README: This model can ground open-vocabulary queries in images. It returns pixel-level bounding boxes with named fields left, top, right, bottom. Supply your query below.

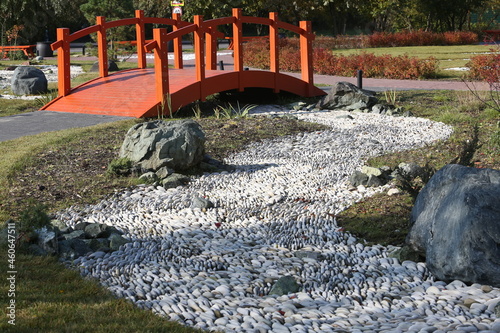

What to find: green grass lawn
left=332, top=44, right=494, bottom=80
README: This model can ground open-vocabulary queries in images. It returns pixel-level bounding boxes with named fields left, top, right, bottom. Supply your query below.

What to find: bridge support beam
left=232, top=8, right=244, bottom=92
left=96, top=16, right=108, bottom=78
left=300, top=21, right=314, bottom=97
left=173, top=13, right=183, bottom=69
left=135, top=10, right=146, bottom=69
left=145, top=29, right=171, bottom=115
left=55, top=28, right=71, bottom=97
left=194, top=15, right=206, bottom=101
left=269, top=12, right=279, bottom=93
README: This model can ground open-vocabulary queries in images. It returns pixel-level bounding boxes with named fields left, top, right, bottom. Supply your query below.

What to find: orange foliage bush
left=243, top=38, right=439, bottom=80
left=367, top=30, right=478, bottom=47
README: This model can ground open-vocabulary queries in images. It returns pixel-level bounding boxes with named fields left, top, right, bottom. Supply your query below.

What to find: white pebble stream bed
left=56, top=109, right=500, bottom=332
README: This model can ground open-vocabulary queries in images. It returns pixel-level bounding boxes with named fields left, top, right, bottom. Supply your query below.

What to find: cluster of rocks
left=28, top=220, right=129, bottom=260
left=290, top=82, right=412, bottom=117
left=118, top=119, right=228, bottom=188
left=349, top=162, right=423, bottom=188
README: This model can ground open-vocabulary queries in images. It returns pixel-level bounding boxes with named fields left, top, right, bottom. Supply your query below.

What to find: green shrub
left=15, top=202, right=51, bottom=246
left=107, top=157, right=133, bottom=176
left=7, top=50, right=27, bottom=60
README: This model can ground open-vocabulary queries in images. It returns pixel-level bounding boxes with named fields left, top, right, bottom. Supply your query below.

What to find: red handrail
left=51, top=8, right=317, bottom=107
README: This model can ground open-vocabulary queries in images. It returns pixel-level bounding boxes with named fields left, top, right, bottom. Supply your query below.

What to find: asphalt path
left=0, top=111, right=132, bottom=142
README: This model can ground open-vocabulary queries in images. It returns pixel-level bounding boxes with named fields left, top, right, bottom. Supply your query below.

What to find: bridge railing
left=145, top=8, right=316, bottom=106
left=51, top=10, right=190, bottom=97
left=51, top=8, right=316, bottom=104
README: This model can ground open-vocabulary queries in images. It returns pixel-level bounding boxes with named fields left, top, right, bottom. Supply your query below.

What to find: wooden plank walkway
left=43, top=68, right=227, bottom=118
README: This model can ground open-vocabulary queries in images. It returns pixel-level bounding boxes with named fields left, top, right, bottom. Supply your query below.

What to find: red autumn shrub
left=443, top=31, right=478, bottom=45
left=465, top=47, right=500, bottom=114
left=244, top=39, right=439, bottom=79
left=367, top=30, right=477, bottom=47
left=243, top=37, right=271, bottom=69
left=467, top=50, right=500, bottom=83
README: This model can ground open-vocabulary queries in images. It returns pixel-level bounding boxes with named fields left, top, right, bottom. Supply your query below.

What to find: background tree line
left=1, top=0, right=498, bottom=45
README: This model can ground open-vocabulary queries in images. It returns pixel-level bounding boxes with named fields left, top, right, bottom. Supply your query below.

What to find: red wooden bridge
left=41, top=9, right=326, bottom=118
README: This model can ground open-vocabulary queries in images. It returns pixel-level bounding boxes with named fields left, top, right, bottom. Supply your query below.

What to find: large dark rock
left=36, top=226, right=58, bottom=255
left=269, top=276, right=300, bottom=296
left=10, top=66, right=48, bottom=95
left=406, top=164, right=500, bottom=286
left=119, top=119, right=206, bottom=171
left=89, top=60, right=119, bottom=72
left=59, top=239, right=92, bottom=260
left=316, top=81, right=377, bottom=111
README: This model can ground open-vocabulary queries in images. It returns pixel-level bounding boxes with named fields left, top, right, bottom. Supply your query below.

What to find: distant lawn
left=332, top=44, right=494, bottom=80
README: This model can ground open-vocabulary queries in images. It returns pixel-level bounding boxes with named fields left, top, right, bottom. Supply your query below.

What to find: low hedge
left=244, top=38, right=439, bottom=80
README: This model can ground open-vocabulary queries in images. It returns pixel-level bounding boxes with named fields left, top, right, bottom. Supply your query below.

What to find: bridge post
left=232, top=8, right=244, bottom=92
left=269, top=12, right=279, bottom=93
left=299, top=21, right=314, bottom=97
left=55, top=28, right=71, bottom=96
left=194, top=15, right=206, bottom=101
left=135, top=10, right=146, bottom=69
left=151, top=29, right=170, bottom=112
left=96, top=16, right=108, bottom=78
left=206, top=27, right=218, bottom=70
left=173, top=13, right=183, bottom=69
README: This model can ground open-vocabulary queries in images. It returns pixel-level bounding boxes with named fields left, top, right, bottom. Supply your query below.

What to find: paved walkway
left=0, top=111, right=132, bottom=142
left=0, top=51, right=489, bottom=142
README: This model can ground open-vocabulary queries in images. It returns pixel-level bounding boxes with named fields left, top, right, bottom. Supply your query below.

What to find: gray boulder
left=162, top=173, right=190, bottom=189
left=36, top=226, right=58, bottom=255
left=269, top=276, right=300, bottom=296
left=406, top=164, right=500, bottom=286
left=109, top=233, right=128, bottom=251
left=89, top=60, right=119, bottom=72
left=119, top=119, right=206, bottom=171
left=190, top=196, right=214, bottom=210
left=139, top=171, right=159, bottom=183
left=87, top=239, right=110, bottom=252
left=349, top=165, right=392, bottom=187
left=84, top=223, right=114, bottom=238
left=63, top=230, right=86, bottom=240
left=155, top=166, right=174, bottom=180
left=59, top=239, right=92, bottom=260
left=316, top=81, right=377, bottom=111
left=10, top=66, right=48, bottom=95
left=396, top=162, right=423, bottom=179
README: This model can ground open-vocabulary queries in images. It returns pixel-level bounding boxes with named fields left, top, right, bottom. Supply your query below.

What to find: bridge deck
left=42, top=67, right=325, bottom=118
left=43, top=68, right=226, bottom=118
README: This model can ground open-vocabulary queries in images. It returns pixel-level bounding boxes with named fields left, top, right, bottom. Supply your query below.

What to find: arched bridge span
left=41, top=9, right=326, bottom=118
